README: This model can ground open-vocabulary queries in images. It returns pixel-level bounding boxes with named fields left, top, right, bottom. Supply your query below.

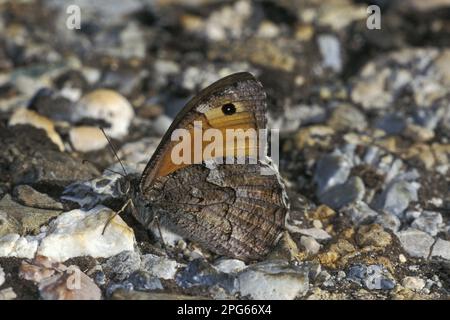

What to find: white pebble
left=0, top=234, right=38, bottom=259
left=71, top=89, right=134, bottom=139
left=402, top=276, right=425, bottom=291
left=37, top=206, right=135, bottom=262
left=69, top=126, right=108, bottom=152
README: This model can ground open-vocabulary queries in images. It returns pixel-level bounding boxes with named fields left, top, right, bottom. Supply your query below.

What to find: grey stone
left=314, top=154, right=352, bottom=194
left=128, top=270, right=164, bottom=291
left=213, top=259, right=247, bottom=274
left=319, top=176, right=365, bottom=210
left=103, top=251, right=141, bottom=281
left=317, top=35, right=342, bottom=73
left=342, top=201, right=378, bottom=225
left=295, top=228, right=331, bottom=241
left=396, top=229, right=434, bottom=258
left=237, top=260, right=309, bottom=300
left=0, top=266, right=4, bottom=287
left=374, top=181, right=420, bottom=217
left=375, top=213, right=401, bottom=232
left=431, top=238, right=450, bottom=260
left=300, top=236, right=321, bottom=254
left=412, top=211, right=443, bottom=236
left=140, top=254, right=182, bottom=280
left=176, top=259, right=237, bottom=293
left=347, top=264, right=395, bottom=290
left=13, top=185, right=63, bottom=210
left=0, top=194, right=61, bottom=236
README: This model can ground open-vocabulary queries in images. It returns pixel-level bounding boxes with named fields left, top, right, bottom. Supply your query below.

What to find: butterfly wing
left=135, top=72, right=288, bottom=261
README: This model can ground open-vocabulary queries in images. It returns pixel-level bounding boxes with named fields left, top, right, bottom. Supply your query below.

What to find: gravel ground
left=0, top=0, right=450, bottom=300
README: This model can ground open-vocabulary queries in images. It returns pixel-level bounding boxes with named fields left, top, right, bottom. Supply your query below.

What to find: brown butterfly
left=115, top=72, right=288, bottom=262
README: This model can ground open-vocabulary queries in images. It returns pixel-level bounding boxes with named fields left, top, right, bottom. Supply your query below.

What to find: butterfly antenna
left=100, top=128, right=128, bottom=176
left=81, top=159, right=126, bottom=177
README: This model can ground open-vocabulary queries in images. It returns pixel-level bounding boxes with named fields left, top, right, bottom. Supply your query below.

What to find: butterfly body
left=130, top=72, right=289, bottom=261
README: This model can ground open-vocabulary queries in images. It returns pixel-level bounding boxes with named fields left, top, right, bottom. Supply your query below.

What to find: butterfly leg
left=102, top=198, right=132, bottom=235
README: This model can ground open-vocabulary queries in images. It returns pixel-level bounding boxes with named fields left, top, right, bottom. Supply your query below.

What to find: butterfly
left=116, top=72, right=288, bottom=262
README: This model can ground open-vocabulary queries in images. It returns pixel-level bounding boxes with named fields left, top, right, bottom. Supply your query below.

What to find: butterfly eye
left=221, top=103, right=236, bottom=115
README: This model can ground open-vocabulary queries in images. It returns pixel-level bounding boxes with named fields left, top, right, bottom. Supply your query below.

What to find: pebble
left=0, top=287, right=17, bottom=300
left=341, top=201, right=378, bottom=225
left=69, top=126, right=108, bottom=152
left=314, top=153, right=352, bottom=194
left=399, top=254, right=407, bottom=263
left=375, top=213, right=401, bottom=232
left=0, top=194, right=61, bottom=236
left=103, top=251, right=141, bottom=281
left=0, top=234, right=39, bottom=259
left=356, top=224, right=392, bottom=249
left=37, top=206, right=135, bottom=262
left=127, top=270, right=164, bottom=291
left=374, top=180, right=420, bottom=217
left=402, top=276, right=426, bottom=291
left=396, top=229, right=435, bottom=258
left=431, top=238, right=450, bottom=260
left=13, top=185, right=63, bottom=210
left=71, top=89, right=134, bottom=139
left=237, top=261, right=309, bottom=300
left=294, top=228, right=331, bottom=241
left=140, top=254, right=182, bottom=280
left=8, top=108, right=64, bottom=151
left=0, top=266, right=4, bottom=287
left=347, top=264, right=395, bottom=290
left=213, top=259, right=247, bottom=274
left=39, top=268, right=102, bottom=300
left=176, top=259, right=236, bottom=293
left=327, top=104, right=367, bottom=132
left=319, top=176, right=365, bottom=210
left=300, top=236, right=321, bottom=254
left=411, top=211, right=443, bottom=237
left=317, top=34, right=342, bottom=73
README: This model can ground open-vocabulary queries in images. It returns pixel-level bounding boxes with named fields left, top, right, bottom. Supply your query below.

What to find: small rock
left=39, top=268, right=101, bottom=300
left=0, top=234, right=39, bottom=258
left=103, top=251, right=141, bottom=281
left=71, top=89, right=134, bottom=139
left=13, top=185, right=63, bottom=210
left=356, top=224, right=392, bottom=249
left=328, top=104, right=367, bottom=132
left=314, top=153, right=352, bottom=194
left=411, top=211, right=443, bottom=237
left=342, top=201, right=378, bottom=225
left=319, top=176, right=365, bottom=210
left=402, top=276, right=426, bottom=291
left=127, top=270, right=164, bottom=291
left=399, top=254, right=407, bottom=263
left=69, top=126, right=108, bottom=152
left=431, top=238, right=450, bottom=260
left=300, top=236, right=321, bottom=254
left=237, top=260, right=309, bottom=300
left=8, top=108, right=64, bottom=151
left=28, top=88, right=73, bottom=121
left=0, top=266, right=4, bottom=287
left=213, top=259, right=247, bottom=274
left=176, top=259, right=236, bottom=293
left=38, top=206, right=135, bottom=262
left=20, top=256, right=101, bottom=300
left=347, top=264, right=395, bottom=290
left=294, top=228, right=331, bottom=241
left=374, top=180, right=420, bottom=217
left=0, top=194, right=61, bottom=236
left=140, top=254, right=182, bottom=280
left=317, top=34, right=342, bottom=73
left=266, top=231, right=299, bottom=261
left=0, top=287, right=16, bottom=300
left=375, top=213, right=401, bottom=232
left=396, top=229, right=434, bottom=258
